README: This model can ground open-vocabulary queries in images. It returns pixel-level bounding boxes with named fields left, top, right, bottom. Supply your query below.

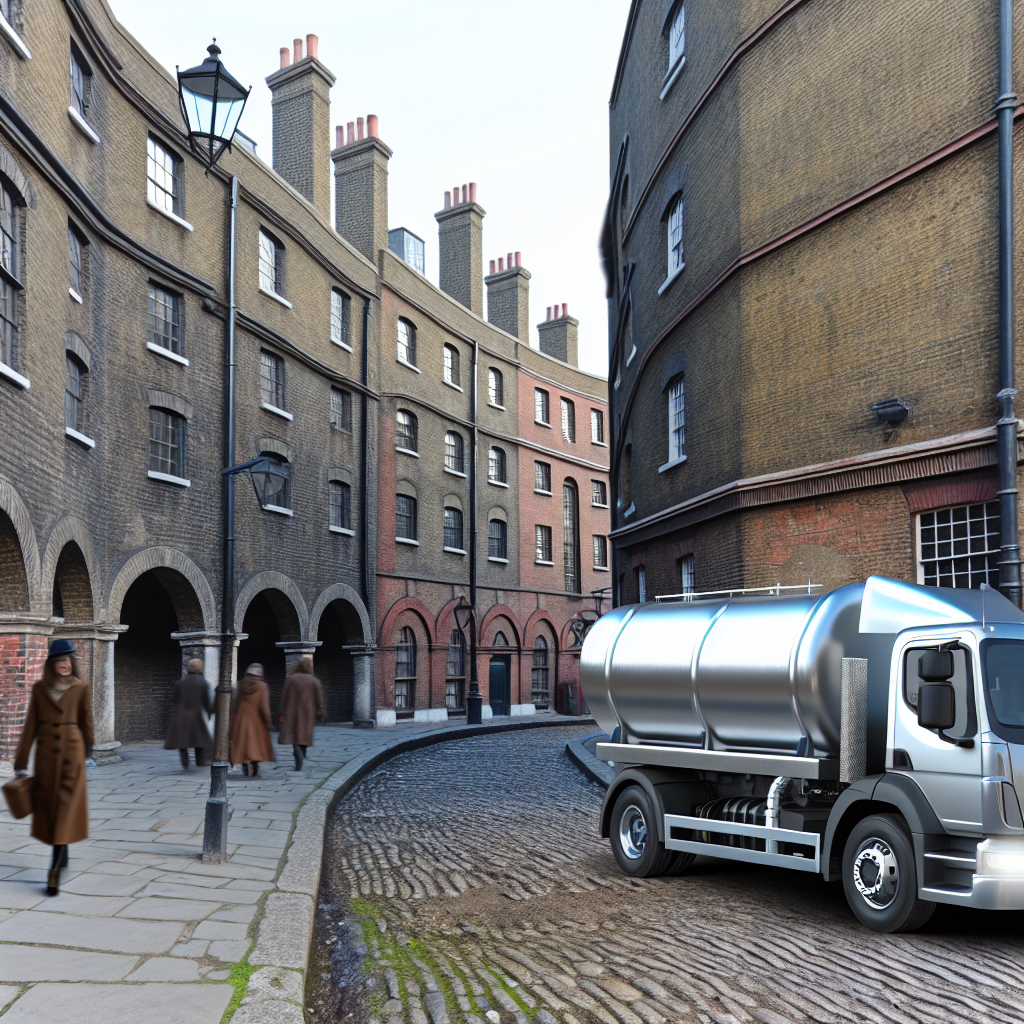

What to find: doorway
left=488, top=655, right=510, bottom=716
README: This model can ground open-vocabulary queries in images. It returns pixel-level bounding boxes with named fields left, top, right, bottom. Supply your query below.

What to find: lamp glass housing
left=177, top=42, right=250, bottom=168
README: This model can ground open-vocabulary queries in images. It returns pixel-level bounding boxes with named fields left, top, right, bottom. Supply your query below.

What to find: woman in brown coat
left=278, top=656, right=326, bottom=770
left=231, top=663, right=275, bottom=777
left=13, top=639, right=94, bottom=896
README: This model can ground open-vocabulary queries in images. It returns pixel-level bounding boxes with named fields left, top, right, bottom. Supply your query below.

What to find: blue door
left=489, top=656, right=510, bottom=716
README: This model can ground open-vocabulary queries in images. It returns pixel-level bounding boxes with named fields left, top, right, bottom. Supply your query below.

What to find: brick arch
left=524, top=608, right=560, bottom=652
left=309, top=582, right=371, bottom=644
left=0, top=141, right=37, bottom=208
left=380, top=596, right=435, bottom=649
left=42, top=515, right=98, bottom=619
left=479, top=604, right=522, bottom=648
left=235, top=571, right=307, bottom=641
left=108, top=547, right=216, bottom=631
left=0, top=474, right=42, bottom=611
left=435, top=596, right=466, bottom=641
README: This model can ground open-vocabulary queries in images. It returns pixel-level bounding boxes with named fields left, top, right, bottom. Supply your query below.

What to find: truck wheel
left=841, top=814, right=935, bottom=933
left=610, top=785, right=675, bottom=877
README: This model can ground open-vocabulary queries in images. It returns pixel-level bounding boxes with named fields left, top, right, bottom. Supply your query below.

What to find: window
left=67, top=223, right=83, bottom=297
left=396, top=494, right=417, bottom=541
left=638, top=567, right=647, bottom=603
left=148, top=408, right=185, bottom=478
left=668, top=195, right=685, bottom=276
left=330, top=289, right=351, bottom=349
left=494, top=632, right=509, bottom=647
left=535, top=387, right=550, bottom=424
left=69, top=44, right=90, bottom=119
left=446, top=628, right=466, bottom=710
left=396, top=410, right=418, bottom=452
left=561, top=397, right=576, bottom=443
left=918, top=502, right=1000, bottom=589
left=259, top=230, right=284, bottom=295
left=488, top=446, right=506, bottom=484
left=488, top=368, right=504, bottom=406
left=488, top=519, right=508, bottom=560
left=536, top=525, right=552, bottom=563
left=260, top=350, right=285, bottom=410
left=592, top=480, right=608, bottom=507
left=444, top=507, right=464, bottom=550
left=591, top=408, right=605, bottom=443
left=531, top=636, right=550, bottom=707
left=444, top=431, right=464, bottom=473
left=593, top=535, right=608, bottom=569
left=330, top=388, right=352, bottom=431
left=329, top=480, right=351, bottom=531
left=668, top=377, right=686, bottom=461
left=395, top=627, right=416, bottom=710
left=443, top=343, right=460, bottom=387
left=147, top=284, right=183, bottom=357
left=146, top=137, right=182, bottom=216
left=0, top=183, right=19, bottom=371
left=535, top=461, right=551, bottom=494
left=669, top=3, right=685, bottom=71
left=563, top=481, right=580, bottom=592
left=65, top=355, right=84, bottom=433
left=257, top=453, right=291, bottom=510
left=397, top=318, right=416, bottom=365
left=680, top=554, right=695, bottom=595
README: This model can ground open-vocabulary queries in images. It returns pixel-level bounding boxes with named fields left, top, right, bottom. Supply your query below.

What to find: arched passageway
left=237, top=589, right=301, bottom=723
left=51, top=542, right=93, bottom=622
left=0, top=509, right=29, bottom=612
left=316, top=599, right=364, bottom=722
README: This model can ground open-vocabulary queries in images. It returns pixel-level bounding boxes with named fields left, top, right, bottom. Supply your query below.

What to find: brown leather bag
left=2, top=775, right=33, bottom=819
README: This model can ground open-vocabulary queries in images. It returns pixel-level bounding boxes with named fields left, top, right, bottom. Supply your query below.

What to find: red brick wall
left=0, top=633, right=47, bottom=760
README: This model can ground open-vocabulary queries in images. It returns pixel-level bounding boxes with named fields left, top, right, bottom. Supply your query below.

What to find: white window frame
left=680, top=554, right=695, bottom=595
left=660, top=376, right=687, bottom=472
left=917, top=502, right=1001, bottom=589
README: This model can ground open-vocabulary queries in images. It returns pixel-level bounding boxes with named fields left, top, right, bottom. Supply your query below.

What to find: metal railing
left=655, top=581, right=822, bottom=603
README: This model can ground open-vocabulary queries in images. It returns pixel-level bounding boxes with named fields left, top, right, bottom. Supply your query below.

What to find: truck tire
left=610, top=785, right=676, bottom=877
left=841, top=813, right=935, bottom=933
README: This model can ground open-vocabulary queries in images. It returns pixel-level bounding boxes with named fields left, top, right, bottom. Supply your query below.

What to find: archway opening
left=52, top=541, right=93, bottom=622
left=316, top=599, right=364, bottom=722
left=237, top=589, right=301, bottom=723
left=0, top=509, right=29, bottom=612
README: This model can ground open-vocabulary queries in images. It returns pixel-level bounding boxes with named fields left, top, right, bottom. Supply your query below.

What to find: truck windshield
left=982, top=639, right=1024, bottom=744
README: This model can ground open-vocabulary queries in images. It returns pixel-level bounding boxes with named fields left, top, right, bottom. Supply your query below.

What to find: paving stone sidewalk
left=0, top=713, right=584, bottom=1024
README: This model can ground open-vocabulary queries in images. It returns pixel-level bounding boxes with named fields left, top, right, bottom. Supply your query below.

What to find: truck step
left=924, top=849, right=978, bottom=870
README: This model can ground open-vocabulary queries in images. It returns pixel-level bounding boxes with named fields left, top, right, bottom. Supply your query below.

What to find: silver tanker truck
left=580, top=575, right=1024, bottom=932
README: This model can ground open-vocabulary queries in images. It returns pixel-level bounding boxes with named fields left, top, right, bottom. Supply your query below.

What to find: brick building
left=0, top=0, right=608, bottom=757
left=603, top=0, right=1024, bottom=604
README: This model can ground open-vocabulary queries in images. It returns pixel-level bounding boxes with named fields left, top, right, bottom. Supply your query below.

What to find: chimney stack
left=332, top=113, right=392, bottom=260
left=435, top=183, right=485, bottom=315
left=265, top=35, right=336, bottom=219
left=485, top=250, right=531, bottom=342
left=536, top=302, right=579, bottom=366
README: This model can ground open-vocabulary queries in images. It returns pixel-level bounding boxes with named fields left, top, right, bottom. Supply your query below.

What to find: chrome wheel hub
left=618, top=804, right=648, bottom=860
left=852, top=838, right=899, bottom=910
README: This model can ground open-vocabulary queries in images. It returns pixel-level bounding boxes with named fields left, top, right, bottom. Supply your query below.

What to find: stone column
left=90, top=625, right=128, bottom=750
left=275, top=641, right=322, bottom=676
left=350, top=648, right=375, bottom=728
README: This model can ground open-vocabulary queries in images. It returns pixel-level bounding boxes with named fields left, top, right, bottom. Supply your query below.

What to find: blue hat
left=47, top=639, right=76, bottom=660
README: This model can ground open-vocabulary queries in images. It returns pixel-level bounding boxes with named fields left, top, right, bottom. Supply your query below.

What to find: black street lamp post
left=454, top=599, right=482, bottom=725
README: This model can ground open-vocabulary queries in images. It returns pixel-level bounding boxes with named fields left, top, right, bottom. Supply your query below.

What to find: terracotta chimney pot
left=357, top=117, right=364, bottom=140
left=305, top=34, right=318, bottom=59
left=347, top=121, right=355, bottom=145
left=515, top=251, right=521, bottom=267
left=562, top=303, right=568, bottom=317
left=469, top=182, right=477, bottom=203
left=498, top=257, right=504, bottom=271
left=279, top=47, right=291, bottom=69
left=335, top=125, right=344, bottom=149
left=489, top=260, right=496, bottom=274
left=293, top=38, right=303, bottom=62
left=444, top=191, right=451, bottom=209
left=367, top=114, right=379, bottom=138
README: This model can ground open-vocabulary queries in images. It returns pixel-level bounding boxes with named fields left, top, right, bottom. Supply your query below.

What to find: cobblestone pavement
left=310, top=726, right=1024, bottom=1024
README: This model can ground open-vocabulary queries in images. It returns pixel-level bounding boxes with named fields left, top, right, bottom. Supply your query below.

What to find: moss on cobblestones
left=220, top=955, right=257, bottom=1024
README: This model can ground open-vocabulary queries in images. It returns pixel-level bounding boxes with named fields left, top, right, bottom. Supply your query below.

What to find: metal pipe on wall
left=360, top=298, right=371, bottom=610
left=469, top=341, right=479, bottom=693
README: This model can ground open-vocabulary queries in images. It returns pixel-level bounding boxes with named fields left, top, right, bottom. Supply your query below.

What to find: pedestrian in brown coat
left=13, top=639, right=94, bottom=896
left=231, top=663, right=275, bottom=777
left=163, top=658, right=214, bottom=769
left=278, top=656, right=326, bottom=770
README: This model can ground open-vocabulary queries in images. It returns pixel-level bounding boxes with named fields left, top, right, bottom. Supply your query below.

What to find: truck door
left=893, top=640, right=982, bottom=834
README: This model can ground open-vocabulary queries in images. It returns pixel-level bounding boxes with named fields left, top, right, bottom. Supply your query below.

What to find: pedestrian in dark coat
left=231, top=663, right=275, bottom=777
left=278, top=656, right=326, bottom=770
left=163, top=658, right=214, bottom=769
left=13, top=639, right=94, bottom=897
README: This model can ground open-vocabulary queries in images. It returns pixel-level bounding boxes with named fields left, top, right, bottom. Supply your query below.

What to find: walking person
left=12, top=639, right=94, bottom=896
left=278, top=656, right=325, bottom=770
left=163, top=658, right=214, bottom=770
left=230, top=663, right=275, bottom=777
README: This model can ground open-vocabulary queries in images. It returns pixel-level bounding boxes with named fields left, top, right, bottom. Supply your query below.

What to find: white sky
left=108, top=0, right=630, bottom=377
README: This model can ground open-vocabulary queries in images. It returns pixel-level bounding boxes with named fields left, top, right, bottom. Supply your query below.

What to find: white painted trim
left=488, top=479, right=509, bottom=488
left=148, top=470, right=191, bottom=487
left=396, top=537, right=420, bottom=546
left=535, top=489, right=552, bottom=496
left=658, top=263, right=686, bottom=296
left=65, top=427, right=95, bottom=448
left=259, top=285, right=293, bottom=309
left=658, top=454, right=688, bottom=473
left=444, top=467, right=467, bottom=478
left=0, top=360, right=30, bottom=389
left=535, top=560, right=555, bottom=566
left=68, top=106, right=100, bottom=144
left=592, top=503, right=610, bottom=509
left=660, top=54, right=686, bottom=101
left=331, top=337, right=353, bottom=353
left=444, top=546, right=467, bottom=556
left=396, top=446, right=420, bottom=458
left=261, top=401, right=294, bottom=421
left=487, top=402, right=506, bottom=411
left=329, top=525, right=355, bottom=536
left=488, top=557, right=509, bottom=564
left=626, top=343, right=638, bottom=366
left=147, top=198, right=194, bottom=232
left=146, top=342, right=189, bottom=366
left=534, top=418, right=552, bottom=428
left=262, top=503, right=294, bottom=516
left=443, top=378, right=464, bottom=393
left=397, top=357, right=422, bottom=374
left=591, top=440, right=609, bottom=448
left=0, top=13, right=31, bottom=59
left=593, top=565, right=611, bottom=573
left=69, top=287, right=83, bottom=304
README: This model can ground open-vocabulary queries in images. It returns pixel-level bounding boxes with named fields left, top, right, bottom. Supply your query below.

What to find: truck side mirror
left=918, top=649, right=954, bottom=682
left=918, top=683, right=955, bottom=730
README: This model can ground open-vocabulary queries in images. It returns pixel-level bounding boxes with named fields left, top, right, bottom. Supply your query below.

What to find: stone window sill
left=594, top=565, right=611, bottom=573
left=535, top=560, right=554, bottom=566
left=535, top=489, right=552, bottom=496
left=0, top=13, right=30, bottom=59
left=69, top=287, right=83, bottom=304
left=0, top=360, right=30, bottom=389
left=331, top=337, right=353, bottom=353
left=148, top=470, right=190, bottom=487
left=396, top=446, right=419, bottom=458
left=262, top=401, right=293, bottom=421
left=443, top=378, right=464, bottom=393
left=591, top=440, right=608, bottom=448
left=488, top=479, right=509, bottom=488
left=535, top=419, right=551, bottom=428
left=488, top=402, right=506, bottom=411
left=444, top=467, right=467, bottom=478
left=68, top=106, right=100, bottom=144
left=488, top=557, right=509, bottom=564
left=147, top=198, right=194, bottom=232
left=147, top=342, right=189, bottom=366
left=259, top=285, right=293, bottom=309
left=658, top=454, right=688, bottom=473
left=330, top=525, right=354, bottom=536
left=658, top=263, right=685, bottom=296
left=660, top=55, right=685, bottom=101
left=396, top=537, right=419, bottom=546
left=593, top=501, right=610, bottom=509
left=66, top=426, right=95, bottom=449
left=444, top=546, right=467, bottom=556
left=397, top=357, right=421, bottom=374
left=262, top=504, right=293, bottom=517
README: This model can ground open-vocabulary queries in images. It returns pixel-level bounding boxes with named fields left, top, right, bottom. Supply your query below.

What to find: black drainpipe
left=996, top=0, right=1022, bottom=607
left=469, top=340, right=479, bottom=626
left=360, top=298, right=372, bottom=610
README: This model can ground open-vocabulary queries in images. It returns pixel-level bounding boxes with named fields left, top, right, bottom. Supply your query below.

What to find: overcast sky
left=108, top=0, right=630, bottom=377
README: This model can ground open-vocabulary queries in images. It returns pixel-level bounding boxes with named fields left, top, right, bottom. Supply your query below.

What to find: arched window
left=561, top=397, right=576, bottom=443
left=396, top=409, right=418, bottom=452
left=563, top=481, right=581, bottom=592
left=397, top=318, right=416, bottom=365
left=531, top=636, right=550, bottom=707
left=444, top=430, right=464, bottom=473
left=668, top=376, right=685, bottom=462
left=65, top=353, right=86, bottom=434
left=444, top=507, right=464, bottom=551
left=488, top=367, right=504, bottom=407
left=493, top=631, right=509, bottom=647
left=445, top=628, right=466, bottom=710
left=488, top=519, right=508, bottom=561
left=668, top=3, right=685, bottom=72
left=1, top=182, right=20, bottom=373
left=667, top=194, right=684, bottom=276
left=330, top=288, right=351, bottom=349
left=329, top=480, right=351, bottom=531
left=488, top=446, right=506, bottom=484
left=395, top=626, right=416, bottom=710
left=443, top=343, right=460, bottom=386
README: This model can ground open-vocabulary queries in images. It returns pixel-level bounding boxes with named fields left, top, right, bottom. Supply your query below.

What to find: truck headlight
left=979, top=844, right=1024, bottom=875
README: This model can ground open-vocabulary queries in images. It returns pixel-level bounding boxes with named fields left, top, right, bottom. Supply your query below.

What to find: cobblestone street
left=310, top=725, right=1024, bottom=1024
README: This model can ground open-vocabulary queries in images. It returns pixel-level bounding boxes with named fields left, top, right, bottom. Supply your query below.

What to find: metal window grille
left=397, top=319, right=416, bottom=364
left=592, top=480, right=607, bottom=506
left=148, top=408, right=184, bottom=477
left=146, top=284, right=183, bottom=356
left=395, top=626, right=416, bottom=710
left=593, top=535, right=608, bottom=569
left=563, top=482, right=580, bottom=592
left=444, top=344, right=460, bottom=386
left=669, top=3, right=685, bottom=68
left=535, top=388, right=549, bottom=423
left=65, top=355, right=83, bottom=432
left=444, top=507, right=464, bottom=550
left=68, top=225, right=83, bottom=295
left=396, top=494, right=417, bottom=540
left=330, top=388, right=352, bottom=431
left=919, top=502, right=1001, bottom=589
left=668, top=195, right=685, bottom=274
left=444, top=431, right=464, bottom=473
left=70, top=48, right=87, bottom=116
left=396, top=410, right=418, bottom=452
left=330, top=289, right=350, bottom=347
left=668, top=377, right=686, bottom=460
left=146, top=137, right=180, bottom=215
left=535, top=461, right=551, bottom=493
left=258, top=230, right=281, bottom=294
left=488, top=446, right=506, bottom=483
left=531, top=636, right=549, bottom=705
left=591, top=409, right=604, bottom=443
left=488, top=368, right=503, bottom=406
left=680, top=554, right=695, bottom=594
left=329, top=481, right=351, bottom=530
left=258, top=454, right=291, bottom=509
left=561, top=398, right=576, bottom=443
left=488, top=519, right=507, bottom=560
left=536, top=525, right=552, bottom=562
left=260, top=350, right=285, bottom=409
left=445, top=628, right=465, bottom=710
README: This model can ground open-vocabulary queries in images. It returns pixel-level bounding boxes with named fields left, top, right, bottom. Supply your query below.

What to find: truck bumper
left=922, top=875, right=1024, bottom=910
